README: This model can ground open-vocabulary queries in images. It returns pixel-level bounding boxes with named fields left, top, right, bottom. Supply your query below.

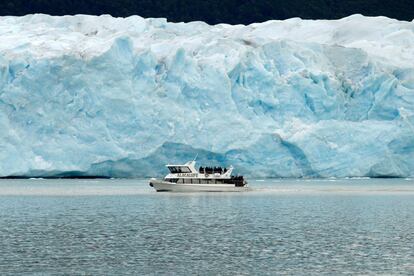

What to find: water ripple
left=0, top=179, right=413, bottom=274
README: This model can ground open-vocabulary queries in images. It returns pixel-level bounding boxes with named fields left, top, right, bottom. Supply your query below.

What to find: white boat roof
left=166, top=160, right=196, bottom=167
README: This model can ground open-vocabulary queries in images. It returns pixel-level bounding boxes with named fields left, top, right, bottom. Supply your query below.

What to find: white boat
left=149, top=160, right=248, bottom=192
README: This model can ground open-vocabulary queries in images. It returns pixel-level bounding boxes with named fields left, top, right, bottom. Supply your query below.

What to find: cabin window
left=168, top=166, right=192, bottom=173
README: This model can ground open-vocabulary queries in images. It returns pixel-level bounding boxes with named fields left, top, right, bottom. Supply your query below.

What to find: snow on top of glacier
left=0, top=14, right=413, bottom=67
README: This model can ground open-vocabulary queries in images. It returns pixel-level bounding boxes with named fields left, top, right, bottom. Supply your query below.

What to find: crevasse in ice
left=0, top=14, right=413, bottom=177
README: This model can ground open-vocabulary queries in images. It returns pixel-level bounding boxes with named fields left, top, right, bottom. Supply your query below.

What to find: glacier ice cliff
left=0, top=14, right=413, bottom=178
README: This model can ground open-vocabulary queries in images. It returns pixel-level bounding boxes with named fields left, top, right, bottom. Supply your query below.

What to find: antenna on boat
left=193, top=153, right=198, bottom=161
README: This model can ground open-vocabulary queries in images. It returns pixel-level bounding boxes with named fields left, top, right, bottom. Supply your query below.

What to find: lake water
left=0, top=178, right=413, bottom=275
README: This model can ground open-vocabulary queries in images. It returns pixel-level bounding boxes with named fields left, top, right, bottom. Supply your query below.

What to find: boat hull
left=149, top=179, right=249, bottom=192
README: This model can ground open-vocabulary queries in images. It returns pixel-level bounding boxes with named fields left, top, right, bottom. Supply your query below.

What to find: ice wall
left=0, top=14, right=413, bottom=178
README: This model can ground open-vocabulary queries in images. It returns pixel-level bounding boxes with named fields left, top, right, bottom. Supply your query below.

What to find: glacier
left=0, top=14, right=413, bottom=178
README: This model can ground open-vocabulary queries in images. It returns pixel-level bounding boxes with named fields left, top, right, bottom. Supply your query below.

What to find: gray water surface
left=0, top=179, right=413, bottom=275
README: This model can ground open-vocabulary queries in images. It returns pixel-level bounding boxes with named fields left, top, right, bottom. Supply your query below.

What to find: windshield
left=168, top=166, right=192, bottom=173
